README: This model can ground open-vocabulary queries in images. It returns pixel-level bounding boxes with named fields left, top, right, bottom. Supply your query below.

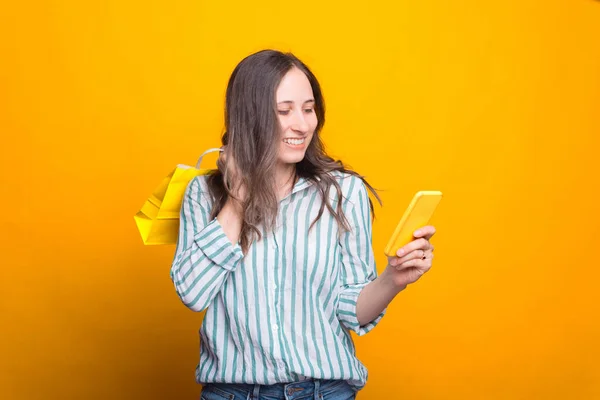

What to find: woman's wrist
left=217, top=199, right=244, bottom=244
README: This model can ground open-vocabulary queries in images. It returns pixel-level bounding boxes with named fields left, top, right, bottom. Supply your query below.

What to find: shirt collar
left=291, top=176, right=311, bottom=194
left=282, top=175, right=318, bottom=201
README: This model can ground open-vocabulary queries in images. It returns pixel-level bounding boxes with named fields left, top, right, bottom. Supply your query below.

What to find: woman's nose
left=291, top=110, right=309, bottom=132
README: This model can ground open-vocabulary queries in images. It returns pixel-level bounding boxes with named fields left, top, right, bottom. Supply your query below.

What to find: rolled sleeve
left=170, top=176, right=244, bottom=312
left=336, top=177, right=387, bottom=336
left=338, top=283, right=386, bottom=336
left=193, top=218, right=244, bottom=271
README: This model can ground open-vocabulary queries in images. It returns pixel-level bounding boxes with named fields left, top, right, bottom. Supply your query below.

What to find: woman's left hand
left=385, top=225, right=436, bottom=289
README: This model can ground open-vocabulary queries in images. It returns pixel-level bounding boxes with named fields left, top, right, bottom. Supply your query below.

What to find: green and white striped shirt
left=170, top=171, right=386, bottom=390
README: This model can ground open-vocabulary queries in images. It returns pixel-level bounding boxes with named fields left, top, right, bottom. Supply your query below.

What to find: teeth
left=284, top=138, right=305, bottom=145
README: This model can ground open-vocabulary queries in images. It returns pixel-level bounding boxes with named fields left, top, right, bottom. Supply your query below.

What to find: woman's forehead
left=276, top=68, right=314, bottom=102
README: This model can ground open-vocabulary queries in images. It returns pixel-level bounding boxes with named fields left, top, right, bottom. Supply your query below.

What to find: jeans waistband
left=207, top=378, right=345, bottom=400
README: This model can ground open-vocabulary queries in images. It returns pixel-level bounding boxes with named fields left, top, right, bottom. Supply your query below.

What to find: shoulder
left=326, top=170, right=368, bottom=209
left=185, top=174, right=209, bottom=195
left=184, top=174, right=213, bottom=207
left=188, top=174, right=210, bottom=191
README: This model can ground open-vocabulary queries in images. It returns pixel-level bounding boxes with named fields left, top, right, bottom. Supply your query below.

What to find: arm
left=356, top=218, right=438, bottom=324
left=170, top=176, right=244, bottom=312
left=217, top=200, right=244, bottom=245
left=355, top=267, right=405, bottom=326
left=336, top=178, right=389, bottom=335
left=356, top=227, right=438, bottom=324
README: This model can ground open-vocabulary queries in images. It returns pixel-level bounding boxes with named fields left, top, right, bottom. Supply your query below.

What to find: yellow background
left=1, top=0, right=599, bottom=399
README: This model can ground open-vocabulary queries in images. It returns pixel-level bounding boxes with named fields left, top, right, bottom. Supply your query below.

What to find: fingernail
left=414, top=230, right=420, bottom=236
left=397, top=249, right=405, bottom=256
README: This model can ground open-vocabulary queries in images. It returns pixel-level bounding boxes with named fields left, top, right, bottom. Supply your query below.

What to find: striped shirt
left=170, top=171, right=386, bottom=390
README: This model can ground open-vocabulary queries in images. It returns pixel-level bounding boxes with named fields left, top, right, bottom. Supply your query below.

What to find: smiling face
left=275, top=67, right=318, bottom=167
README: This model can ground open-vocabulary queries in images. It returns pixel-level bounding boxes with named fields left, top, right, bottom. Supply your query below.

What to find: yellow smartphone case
left=384, top=191, right=443, bottom=257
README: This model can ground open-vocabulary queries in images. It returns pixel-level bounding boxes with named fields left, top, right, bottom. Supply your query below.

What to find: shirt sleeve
left=170, top=176, right=244, bottom=312
left=336, top=177, right=386, bottom=336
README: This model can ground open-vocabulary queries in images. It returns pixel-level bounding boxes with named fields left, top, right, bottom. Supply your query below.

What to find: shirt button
left=272, top=324, right=279, bottom=331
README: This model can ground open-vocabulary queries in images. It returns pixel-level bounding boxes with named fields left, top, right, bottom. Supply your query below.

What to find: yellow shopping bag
left=134, top=147, right=222, bottom=245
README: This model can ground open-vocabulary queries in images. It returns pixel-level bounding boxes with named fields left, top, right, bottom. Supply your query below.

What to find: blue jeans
left=200, top=379, right=357, bottom=400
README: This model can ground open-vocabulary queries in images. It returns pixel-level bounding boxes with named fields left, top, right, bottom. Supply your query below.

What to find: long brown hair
left=205, top=49, right=381, bottom=253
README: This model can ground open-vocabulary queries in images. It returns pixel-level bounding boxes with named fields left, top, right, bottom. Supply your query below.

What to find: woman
left=170, top=49, right=436, bottom=400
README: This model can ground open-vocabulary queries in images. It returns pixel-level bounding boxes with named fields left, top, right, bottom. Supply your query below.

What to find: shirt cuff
left=337, top=284, right=387, bottom=336
left=194, top=218, right=244, bottom=271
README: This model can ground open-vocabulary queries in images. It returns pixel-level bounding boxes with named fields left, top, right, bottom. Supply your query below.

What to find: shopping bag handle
left=196, top=147, right=223, bottom=169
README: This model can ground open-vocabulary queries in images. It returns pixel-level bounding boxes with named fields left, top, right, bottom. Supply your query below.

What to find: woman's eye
left=304, top=108, right=314, bottom=113
left=278, top=110, right=290, bottom=115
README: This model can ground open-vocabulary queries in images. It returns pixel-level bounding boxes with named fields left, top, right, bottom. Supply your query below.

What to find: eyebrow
left=277, top=99, right=315, bottom=105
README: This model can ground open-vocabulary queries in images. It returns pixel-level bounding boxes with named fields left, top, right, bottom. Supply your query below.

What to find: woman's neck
left=275, top=163, right=297, bottom=199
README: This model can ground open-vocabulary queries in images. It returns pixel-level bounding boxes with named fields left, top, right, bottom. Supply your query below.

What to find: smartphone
left=384, top=191, right=443, bottom=257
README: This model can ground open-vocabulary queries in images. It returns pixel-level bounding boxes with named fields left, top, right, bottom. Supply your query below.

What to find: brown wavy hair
left=205, top=49, right=381, bottom=253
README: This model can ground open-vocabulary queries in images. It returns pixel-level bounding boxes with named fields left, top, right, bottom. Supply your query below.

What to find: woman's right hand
left=216, top=148, right=245, bottom=245
left=218, top=148, right=247, bottom=208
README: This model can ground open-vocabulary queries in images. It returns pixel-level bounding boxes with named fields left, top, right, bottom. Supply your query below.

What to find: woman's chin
left=277, top=153, right=306, bottom=165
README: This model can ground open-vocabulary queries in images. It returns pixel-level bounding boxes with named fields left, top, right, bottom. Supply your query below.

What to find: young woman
left=170, top=49, right=436, bottom=400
